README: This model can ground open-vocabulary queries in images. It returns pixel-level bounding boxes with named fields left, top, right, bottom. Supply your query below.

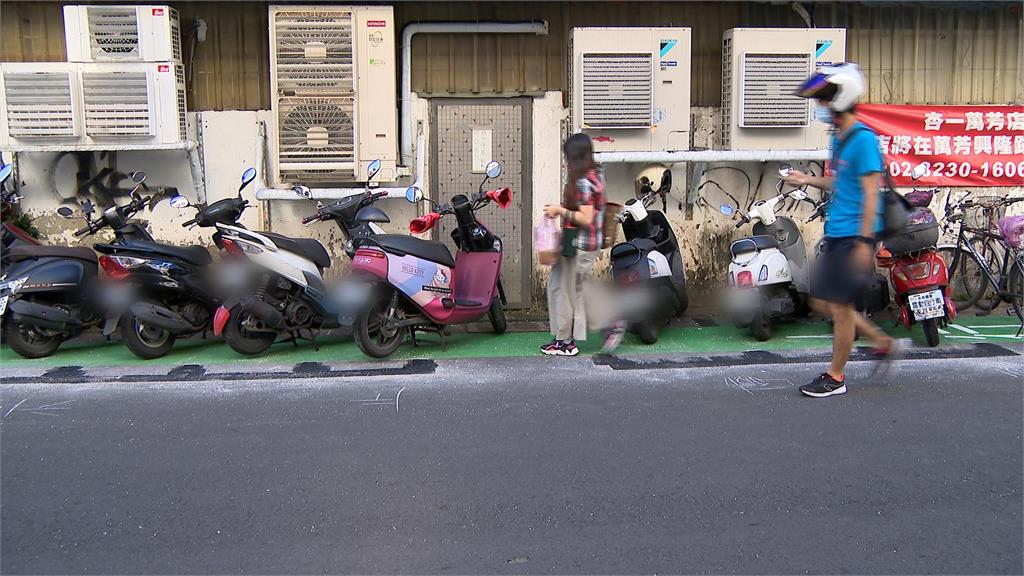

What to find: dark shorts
left=812, top=236, right=875, bottom=305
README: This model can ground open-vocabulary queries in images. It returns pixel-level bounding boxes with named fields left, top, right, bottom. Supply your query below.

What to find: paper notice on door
left=472, top=129, right=492, bottom=173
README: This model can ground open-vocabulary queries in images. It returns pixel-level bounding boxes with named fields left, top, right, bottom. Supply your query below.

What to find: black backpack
left=832, top=125, right=911, bottom=240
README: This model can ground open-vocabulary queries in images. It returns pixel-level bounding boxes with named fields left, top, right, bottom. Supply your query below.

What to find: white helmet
left=796, top=62, right=866, bottom=113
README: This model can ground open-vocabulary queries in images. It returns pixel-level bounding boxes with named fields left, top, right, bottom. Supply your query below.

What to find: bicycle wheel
left=974, top=238, right=1005, bottom=312
left=1008, top=255, right=1024, bottom=320
left=938, top=245, right=987, bottom=310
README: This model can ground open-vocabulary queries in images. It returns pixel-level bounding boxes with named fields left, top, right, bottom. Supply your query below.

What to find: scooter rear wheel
left=121, top=305, right=175, bottom=360
left=224, top=305, right=277, bottom=356
left=750, top=311, right=772, bottom=342
left=355, top=290, right=406, bottom=358
left=3, top=319, right=61, bottom=359
left=634, top=319, right=659, bottom=345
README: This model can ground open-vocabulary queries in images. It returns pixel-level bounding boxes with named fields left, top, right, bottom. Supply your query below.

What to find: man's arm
left=859, top=172, right=881, bottom=239
left=784, top=171, right=834, bottom=190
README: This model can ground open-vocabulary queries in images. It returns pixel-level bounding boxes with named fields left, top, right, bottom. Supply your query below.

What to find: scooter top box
left=886, top=208, right=940, bottom=256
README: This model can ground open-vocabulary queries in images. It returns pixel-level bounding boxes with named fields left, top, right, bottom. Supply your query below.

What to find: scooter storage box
left=886, top=208, right=939, bottom=255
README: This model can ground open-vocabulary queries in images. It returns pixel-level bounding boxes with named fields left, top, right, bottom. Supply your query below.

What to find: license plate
left=908, top=289, right=945, bottom=320
left=336, top=281, right=371, bottom=305
left=0, top=295, right=7, bottom=315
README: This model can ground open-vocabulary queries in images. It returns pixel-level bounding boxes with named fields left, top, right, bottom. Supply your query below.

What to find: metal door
left=430, top=98, right=532, bottom=308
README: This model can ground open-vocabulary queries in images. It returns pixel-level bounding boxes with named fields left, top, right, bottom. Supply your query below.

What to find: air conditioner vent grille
left=81, top=71, right=152, bottom=136
left=581, top=52, right=653, bottom=129
left=721, top=37, right=733, bottom=148
left=175, top=64, right=187, bottom=141
left=273, top=10, right=354, bottom=96
left=87, top=6, right=141, bottom=60
left=277, top=96, right=355, bottom=180
left=739, top=53, right=811, bottom=128
left=170, top=9, right=183, bottom=62
left=3, top=72, right=77, bottom=137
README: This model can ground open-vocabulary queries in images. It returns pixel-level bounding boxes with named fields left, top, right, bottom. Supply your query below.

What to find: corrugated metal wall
left=1, top=1, right=1020, bottom=111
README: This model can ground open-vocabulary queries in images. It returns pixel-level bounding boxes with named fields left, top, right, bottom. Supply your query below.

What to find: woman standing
left=541, top=133, right=607, bottom=356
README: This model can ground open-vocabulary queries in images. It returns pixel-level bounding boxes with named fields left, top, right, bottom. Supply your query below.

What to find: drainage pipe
left=593, top=149, right=830, bottom=164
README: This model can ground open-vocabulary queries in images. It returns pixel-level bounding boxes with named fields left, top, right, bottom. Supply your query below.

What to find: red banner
left=855, top=104, right=1024, bottom=187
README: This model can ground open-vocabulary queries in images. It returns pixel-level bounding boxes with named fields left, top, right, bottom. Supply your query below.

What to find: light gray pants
left=547, top=250, right=603, bottom=341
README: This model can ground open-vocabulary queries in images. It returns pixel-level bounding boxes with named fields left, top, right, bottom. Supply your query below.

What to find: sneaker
left=542, top=339, right=579, bottom=356
left=869, top=338, right=905, bottom=380
left=540, top=338, right=560, bottom=354
left=800, top=373, right=848, bottom=398
left=602, top=321, right=626, bottom=353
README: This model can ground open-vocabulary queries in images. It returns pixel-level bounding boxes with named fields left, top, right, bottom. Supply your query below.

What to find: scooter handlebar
left=181, top=217, right=198, bottom=228
left=74, top=224, right=93, bottom=236
left=301, top=213, right=322, bottom=225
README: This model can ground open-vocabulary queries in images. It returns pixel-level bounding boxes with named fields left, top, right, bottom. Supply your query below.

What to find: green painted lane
left=1, top=315, right=1020, bottom=369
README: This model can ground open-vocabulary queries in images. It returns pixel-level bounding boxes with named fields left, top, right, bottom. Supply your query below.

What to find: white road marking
left=395, top=387, right=406, bottom=414
left=949, top=324, right=979, bottom=335
left=938, top=328, right=951, bottom=335
left=4, top=399, right=27, bottom=418
left=785, top=335, right=833, bottom=339
left=945, top=335, right=985, bottom=340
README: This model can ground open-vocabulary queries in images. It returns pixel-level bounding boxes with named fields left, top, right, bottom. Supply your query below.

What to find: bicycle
left=936, top=191, right=1024, bottom=333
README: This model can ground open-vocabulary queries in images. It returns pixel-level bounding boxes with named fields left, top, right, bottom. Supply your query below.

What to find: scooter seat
left=259, top=232, right=331, bottom=269
left=97, top=241, right=212, bottom=266
left=370, top=234, right=455, bottom=268
left=731, top=235, right=779, bottom=256
left=9, top=245, right=97, bottom=264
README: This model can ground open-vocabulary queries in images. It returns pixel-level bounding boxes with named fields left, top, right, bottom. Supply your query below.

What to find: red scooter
left=877, top=186, right=955, bottom=347
left=336, top=161, right=512, bottom=358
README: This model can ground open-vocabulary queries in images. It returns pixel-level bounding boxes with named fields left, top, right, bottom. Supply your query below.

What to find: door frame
left=428, top=96, right=534, bottom=309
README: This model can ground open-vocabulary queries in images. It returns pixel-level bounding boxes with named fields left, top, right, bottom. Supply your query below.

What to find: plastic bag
left=534, top=216, right=561, bottom=266
left=999, top=215, right=1024, bottom=249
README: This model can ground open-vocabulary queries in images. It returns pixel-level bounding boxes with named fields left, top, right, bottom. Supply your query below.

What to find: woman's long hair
left=562, top=133, right=596, bottom=211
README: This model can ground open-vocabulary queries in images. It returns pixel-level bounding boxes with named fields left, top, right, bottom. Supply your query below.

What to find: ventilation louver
left=87, top=6, right=141, bottom=61
left=581, top=52, right=653, bottom=129
left=82, top=70, right=152, bottom=136
left=739, top=53, right=812, bottom=128
left=272, top=8, right=356, bottom=181
left=2, top=71, right=77, bottom=138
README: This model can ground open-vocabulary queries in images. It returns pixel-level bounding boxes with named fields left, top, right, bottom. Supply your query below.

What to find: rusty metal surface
left=1, top=2, right=1020, bottom=110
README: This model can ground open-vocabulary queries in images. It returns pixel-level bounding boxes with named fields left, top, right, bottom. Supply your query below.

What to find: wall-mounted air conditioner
left=0, top=62, right=187, bottom=148
left=570, top=27, right=691, bottom=153
left=80, top=62, right=187, bottom=144
left=0, top=63, right=82, bottom=143
left=64, top=5, right=183, bottom=63
left=268, top=5, right=397, bottom=185
left=720, top=28, right=846, bottom=150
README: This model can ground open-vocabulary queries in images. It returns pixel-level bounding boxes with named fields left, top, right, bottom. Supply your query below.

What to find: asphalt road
left=2, top=349, right=1022, bottom=574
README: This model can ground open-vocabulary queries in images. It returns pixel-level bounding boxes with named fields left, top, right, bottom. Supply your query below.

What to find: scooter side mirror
left=405, top=186, right=423, bottom=203
left=57, top=206, right=76, bottom=219
left=367, top=159, right=381, bottom=181
left=293, top=185, right=312, bottom=199
left=239, top=167, right=257, bottom=192
left=790, top=190, right=808, bottom=201
left=83, top=199, right=95, bottom=215
left=131, top=171, right=146, bottom=185
left=719, top=204, right=736, bottom=216
left=911, top=163, right=928, bottom=181
left=169, top=195, right=191, bottom=208
left=0, top=164, right=12, bottom=183
left=485, top=161, right=502, bottom=179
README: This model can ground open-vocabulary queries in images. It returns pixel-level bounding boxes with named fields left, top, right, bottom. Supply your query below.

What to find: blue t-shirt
left=824, top=121, right=885, bottom=238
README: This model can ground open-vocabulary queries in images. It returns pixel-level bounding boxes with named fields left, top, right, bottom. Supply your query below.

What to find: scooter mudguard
left=212, top=300, right=236, bottom=336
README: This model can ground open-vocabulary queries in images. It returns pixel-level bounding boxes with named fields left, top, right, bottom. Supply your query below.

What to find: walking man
left=784, top=63, right=898, bottom=398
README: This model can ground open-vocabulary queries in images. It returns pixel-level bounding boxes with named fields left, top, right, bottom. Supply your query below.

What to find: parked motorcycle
left=210, top=166, right=352, bottom=355
left=335, top=160, right=511, bottom=358
left=876, top=163, right=953, bottom=347
left=0, top=172, right=151, bottom=358
left=609, top=169, right=688, bottom=344
left=95, top=172, right=251, bottom=359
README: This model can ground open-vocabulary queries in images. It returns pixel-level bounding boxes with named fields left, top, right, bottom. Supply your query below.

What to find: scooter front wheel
left=634, top=319, right=659, bottom=345
left=921, top=318, right=941, bottom=348
left=224, top=305, right=277, bottom=356
left=3, top=319, right=62, bottom=359
left=488, top=296, right=507, bottom=334
left=355, top=290, right=407, bottom=358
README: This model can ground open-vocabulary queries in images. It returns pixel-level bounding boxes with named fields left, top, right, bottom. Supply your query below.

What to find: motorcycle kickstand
left=307, top=330, right=319, bottom=351
left=409, top=328, right=419, bottom=347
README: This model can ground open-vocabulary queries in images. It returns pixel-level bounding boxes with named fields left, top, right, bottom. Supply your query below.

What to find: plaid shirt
left=568, top=168, right=606, bottom=251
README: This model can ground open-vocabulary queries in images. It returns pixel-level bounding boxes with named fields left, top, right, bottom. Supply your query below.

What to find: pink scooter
left=337, top=161, right=513, bottom=358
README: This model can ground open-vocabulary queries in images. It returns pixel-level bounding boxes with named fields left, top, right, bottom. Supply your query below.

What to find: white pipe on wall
left=594, top=149, right=830, bottom=163
left=399, top=21, right=549, bottom=166
left=256, top=128, right=427, bottom=201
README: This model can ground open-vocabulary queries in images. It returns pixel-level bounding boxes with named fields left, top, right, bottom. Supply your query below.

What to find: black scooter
left=97, top=174, right=252, bottom=359
left=297, top=159, right=390, bottom=258
left=609, top=169, right=688, bottom=344
left=0, top=173, right=152, bottom=358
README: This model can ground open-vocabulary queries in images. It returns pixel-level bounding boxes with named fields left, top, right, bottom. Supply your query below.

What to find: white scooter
left=719, top=170, right=819, bottom=341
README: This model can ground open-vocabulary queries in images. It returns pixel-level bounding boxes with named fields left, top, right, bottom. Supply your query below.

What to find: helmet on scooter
left=634, top=164, right=671, bottom=199
left=796, top=62, right=866, bottom=113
